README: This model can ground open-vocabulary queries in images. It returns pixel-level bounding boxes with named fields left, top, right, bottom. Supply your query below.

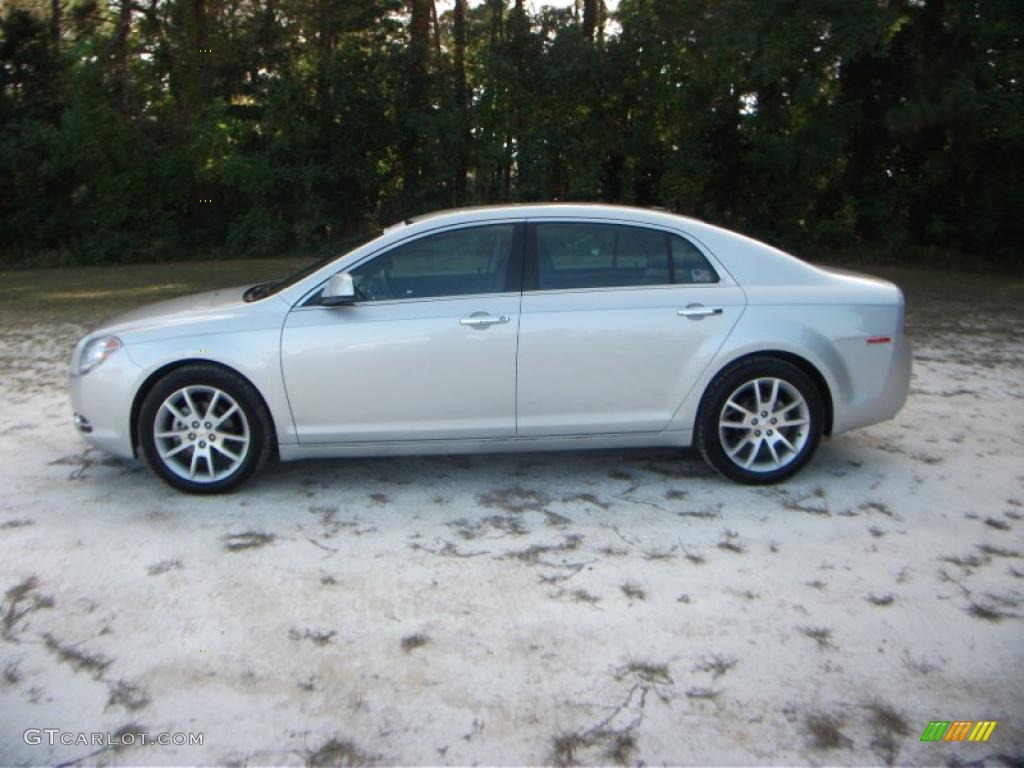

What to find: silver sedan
left=68, top=204, right=911, bottom=493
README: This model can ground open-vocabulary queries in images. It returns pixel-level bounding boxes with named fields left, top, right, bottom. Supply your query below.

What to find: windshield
left=244, top=231, right=381, bottom=302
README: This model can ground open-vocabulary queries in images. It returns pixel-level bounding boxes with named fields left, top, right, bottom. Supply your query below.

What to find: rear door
left=281, top=222, right=525, bottom=443
left=516, top=220, right=745, bottom=436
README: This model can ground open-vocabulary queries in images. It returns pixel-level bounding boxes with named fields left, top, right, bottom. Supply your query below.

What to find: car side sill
left=278, top=430, right=693, bottom=461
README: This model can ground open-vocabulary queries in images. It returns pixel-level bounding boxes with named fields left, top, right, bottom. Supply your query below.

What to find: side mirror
left=322, top=272, right=356, bottom=306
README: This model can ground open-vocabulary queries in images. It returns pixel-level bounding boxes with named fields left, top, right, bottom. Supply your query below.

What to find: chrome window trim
left=520, top=283, right=729, bottom=299
left=291, top=290, right=523, bottom=312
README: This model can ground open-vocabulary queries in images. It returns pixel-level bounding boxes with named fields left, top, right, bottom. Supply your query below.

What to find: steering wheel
left=355, top=262, right=393, bottom=302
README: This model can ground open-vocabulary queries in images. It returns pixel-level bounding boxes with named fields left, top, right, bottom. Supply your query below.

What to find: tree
left=0, top=0, right=1020, bottom=268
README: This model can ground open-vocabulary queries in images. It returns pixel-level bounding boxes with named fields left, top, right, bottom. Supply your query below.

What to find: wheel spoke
left=155, top=430, right=183, bottom=439
left=727, top=435, right=752, bottom=458
left=752, top=379, right=765, bottom=413
left=188, top=449, right=200, bottom=478
left=776, top=418, right=807, bottom=428
left=211, top=442, right=241, bottom=462
left=725, top=399, right=754, bottom=418
left=773, top=401, right=802, bottom=416
left=742, top=440, right=760, bottom=468
left=163, top=401, right=187, bottom=422
left=205, top=451, right=214, bottom=479
left=160, top=442, right=190, bottom=459
left=720, top=422, right=748, bottom=430
left=766, top=439, right=781, bottom=466
left=216, top=429, right=248, bottom=445
left=768, top=379, right=780, bottom=412
left=204, top=390, right=220, bottom=420
left=213, top=404, right=238, bottom=428
left=774, top=433, right=797, bottom=453
left=183, top=389, right=199, bottom=419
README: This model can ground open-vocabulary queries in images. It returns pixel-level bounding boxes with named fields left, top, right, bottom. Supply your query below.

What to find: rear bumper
left=882, top=335, right=913, bottom=417
left=831, top=335, right=912, bottom=435
left=68, top=349, right=141, bottom=459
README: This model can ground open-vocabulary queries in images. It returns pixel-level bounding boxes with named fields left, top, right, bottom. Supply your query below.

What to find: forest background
left=0, top=0, right=1020, bottom=269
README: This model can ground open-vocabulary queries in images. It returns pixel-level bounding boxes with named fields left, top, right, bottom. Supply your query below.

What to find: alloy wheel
left=152, top=385, right=251, bottom=482
left=718, top=377, right=810, bottom=472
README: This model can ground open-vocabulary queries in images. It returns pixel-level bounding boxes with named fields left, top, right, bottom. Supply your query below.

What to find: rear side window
left=531, top=223, right=718, bottom=290
left=671, top=235, right=719, bottom=284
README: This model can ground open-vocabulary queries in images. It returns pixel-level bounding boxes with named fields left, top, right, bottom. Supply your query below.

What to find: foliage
left=0, top=0, right=1020, bottom=267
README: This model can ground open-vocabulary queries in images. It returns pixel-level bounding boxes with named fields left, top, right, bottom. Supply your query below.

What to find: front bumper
left=68, top=347, right=143, bottom=459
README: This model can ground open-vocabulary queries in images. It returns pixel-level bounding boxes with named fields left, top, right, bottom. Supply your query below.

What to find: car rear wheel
left=138, top=365, right=272, bottom=493
left=696, top=357, right=824, bottom=484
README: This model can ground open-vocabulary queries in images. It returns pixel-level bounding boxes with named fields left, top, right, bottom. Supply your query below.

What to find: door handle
left=677, top=305, right=723, bottom=318
left=460, top=314, right=509, bottom=327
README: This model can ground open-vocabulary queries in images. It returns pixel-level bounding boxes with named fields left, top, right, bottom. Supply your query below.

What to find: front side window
left=350, top=224, right=516, bottom=302
left=531, top=222, right=719, bottom=290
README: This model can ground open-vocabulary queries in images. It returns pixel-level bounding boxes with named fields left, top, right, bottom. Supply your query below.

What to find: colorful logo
left=920, top=721, right=997, bottom=742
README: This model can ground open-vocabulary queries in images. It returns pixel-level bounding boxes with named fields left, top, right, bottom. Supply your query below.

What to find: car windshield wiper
left=243, top=280, right=279, bottom=302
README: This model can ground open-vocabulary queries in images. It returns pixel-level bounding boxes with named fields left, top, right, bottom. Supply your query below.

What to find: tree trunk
left=430, top=1, right=442, bottom=63
left=488, top=0, right=502, bottom=46
left=192, top=0, right=209, bottom=103
left=582, top=0, right=597, bottom=40
left=409, top=0, right=431, bottom=78
left=452, top=0, right=469, bottom=203
left=49, top=0, right=60, bottom=48
left=401, top=0, right=433, bottom=211
left=111, top=0, right=133, bottom=109
left=509, top=0, right=527, bottom=197
left=316, top=0, right=334, bottom=100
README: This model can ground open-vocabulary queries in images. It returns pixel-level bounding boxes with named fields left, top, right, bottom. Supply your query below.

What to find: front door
left=281, top=222, right=524, bottom=443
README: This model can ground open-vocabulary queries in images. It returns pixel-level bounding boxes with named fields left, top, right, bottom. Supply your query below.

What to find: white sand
left=0, top=320, right=1021, bottom=766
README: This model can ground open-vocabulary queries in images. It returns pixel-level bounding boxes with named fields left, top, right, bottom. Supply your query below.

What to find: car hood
left=91, top=286, right=288, bottom=340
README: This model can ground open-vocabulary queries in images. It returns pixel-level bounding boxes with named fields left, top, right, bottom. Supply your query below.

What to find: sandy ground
left=0, top=264, right=1022, bottom=766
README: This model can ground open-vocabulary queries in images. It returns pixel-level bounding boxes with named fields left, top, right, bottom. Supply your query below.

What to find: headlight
left=77, top=336, right=122, bottom=375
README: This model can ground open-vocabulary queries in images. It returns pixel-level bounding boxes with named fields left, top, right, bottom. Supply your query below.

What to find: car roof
left=402, top=202, right=706, bottom=228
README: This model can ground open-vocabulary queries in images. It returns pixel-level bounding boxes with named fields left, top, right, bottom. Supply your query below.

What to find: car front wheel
left=137, top=365, right=272, bottom=493
left=696, top=357, right=824, bottom=484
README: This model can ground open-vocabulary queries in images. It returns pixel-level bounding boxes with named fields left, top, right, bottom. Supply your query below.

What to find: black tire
left=696, top=356, right=824, bottom=485
left=137, top=364, right=273, bottom=494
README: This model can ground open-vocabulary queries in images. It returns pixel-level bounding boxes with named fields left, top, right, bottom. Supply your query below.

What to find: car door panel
left=516, top=287, right=745, bottom=436
left=280, top=222, right=524, bottom=444
left=516, top=220, right=746, bottom=437
left=282, top=296, right=520, bottom=443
